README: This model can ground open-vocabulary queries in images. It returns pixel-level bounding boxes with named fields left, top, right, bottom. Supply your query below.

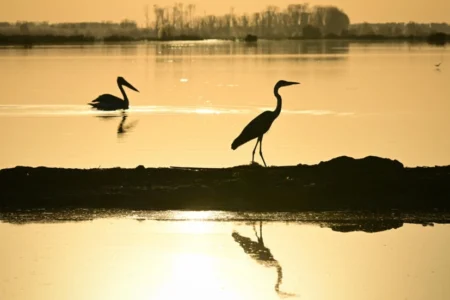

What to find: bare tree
left=144, top=5, right=150, bottom=29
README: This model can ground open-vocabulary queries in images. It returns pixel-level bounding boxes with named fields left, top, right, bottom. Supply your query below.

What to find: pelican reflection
left=95, top=112, right=138, bottom=138
left=117, top=113, right=138, bottom=138
left=232, top=221, right=296, bottom=298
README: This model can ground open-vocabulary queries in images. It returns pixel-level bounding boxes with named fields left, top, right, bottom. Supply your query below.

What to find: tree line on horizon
left=0, top=3, right=449, bottom=43
left=148, top=3, right=350, bottom=39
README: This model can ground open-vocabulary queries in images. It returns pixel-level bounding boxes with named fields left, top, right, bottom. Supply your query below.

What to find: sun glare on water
left=172, top=211, right=215, bottom=220
left=194, top=108, right=220, bottom=115
left=150, top=254, right=243, bottom=300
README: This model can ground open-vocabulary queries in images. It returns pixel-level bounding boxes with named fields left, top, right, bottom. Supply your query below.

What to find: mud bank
left=2, top=209, right=449, bottom=233
left=1, top=156, right=449, bottom=211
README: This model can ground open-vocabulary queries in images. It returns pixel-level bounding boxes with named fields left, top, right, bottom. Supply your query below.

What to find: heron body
left=88, top=76, right=139, bottom=111
left=231, top=80, right=300, bottom=166
left=231, top=111, right=275, bottom=150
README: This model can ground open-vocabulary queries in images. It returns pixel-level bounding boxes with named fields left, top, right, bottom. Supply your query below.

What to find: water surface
left=1, top=40, right=449, bottom=168
left=1, top=210, right=449, bottom=300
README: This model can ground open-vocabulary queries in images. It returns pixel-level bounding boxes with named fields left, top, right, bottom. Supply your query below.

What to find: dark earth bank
left=1, top=156, right=449, bottom=212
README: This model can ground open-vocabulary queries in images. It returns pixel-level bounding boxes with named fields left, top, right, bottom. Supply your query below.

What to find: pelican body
left=231, top=80, right=300, bottom=166
left=88, top=77, right=139, bottom=111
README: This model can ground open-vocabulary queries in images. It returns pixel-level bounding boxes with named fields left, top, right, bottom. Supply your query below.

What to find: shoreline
left=0, top=34, right=447, bottom=46
left=1, top=210, right=449, bottom=232
left=1, top=156, right=449, bottom=212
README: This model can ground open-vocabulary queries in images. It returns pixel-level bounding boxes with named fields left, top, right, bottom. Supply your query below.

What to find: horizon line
left=2, top=19, right=450, bottom=26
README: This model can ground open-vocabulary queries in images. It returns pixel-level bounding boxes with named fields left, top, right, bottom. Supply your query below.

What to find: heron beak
left=288, top=81, right=300, bottom=85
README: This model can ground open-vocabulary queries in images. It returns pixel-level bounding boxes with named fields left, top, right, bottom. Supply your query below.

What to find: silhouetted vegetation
left=1, top=209, right=447, bottom=230
left=1, top=156, right=450, bottom=212
left=0, top=4, right=448, bottom=45
left=148, top=3, right=350, bottom=40
left=0, top=33, right=96, bottom=45
left=329, top=220, right=404, bottom=233
left=347, top=22, right=449, bottom=45
left=244, top=34, right=258, bottom=42
left=302, top=25, right=322, bottom=39
left=427, top=32, right=449, bottom=45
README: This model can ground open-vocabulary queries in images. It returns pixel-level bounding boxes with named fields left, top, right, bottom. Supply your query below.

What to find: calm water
left=0, top=40, right=449, bottom=168
left=1, top=210, right=449, bottom=300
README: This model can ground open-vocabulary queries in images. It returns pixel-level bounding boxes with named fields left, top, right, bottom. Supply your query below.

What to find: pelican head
left=275, top=80, right=300, bottom=89
left=117, top=76, right=139, bottom=92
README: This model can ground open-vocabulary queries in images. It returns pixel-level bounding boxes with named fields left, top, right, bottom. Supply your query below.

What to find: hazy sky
left=1, top=0, right=449, bottom=24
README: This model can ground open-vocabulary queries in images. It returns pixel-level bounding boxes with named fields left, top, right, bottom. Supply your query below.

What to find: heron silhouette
left=232, top=221, right=296, bottom=298
left=88, top=76, right=139, bottom=111
left=231, top=80, right=300, bottom=166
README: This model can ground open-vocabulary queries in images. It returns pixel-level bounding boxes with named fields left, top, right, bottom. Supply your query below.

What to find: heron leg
left=252, top=138, right=260, bottom=163
left=259, top=221, right=264, bottom=244
left=252, top=223, right=259, bottom=239
left=259, top=136, right=267, bottom=167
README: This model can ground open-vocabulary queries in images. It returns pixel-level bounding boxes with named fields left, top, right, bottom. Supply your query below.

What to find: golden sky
left=1, top=0, right=449, bottom=24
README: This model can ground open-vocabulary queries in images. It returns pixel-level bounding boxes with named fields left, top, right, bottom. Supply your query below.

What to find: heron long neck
left=273, top=86, right=282, bottom=118
left=118, top=83, right=129, bottom=108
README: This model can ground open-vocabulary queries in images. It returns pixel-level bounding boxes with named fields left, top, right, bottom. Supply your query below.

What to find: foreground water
left=1, top=210, right=449, bottom=300
left=0, top=40, right=449, bottom=168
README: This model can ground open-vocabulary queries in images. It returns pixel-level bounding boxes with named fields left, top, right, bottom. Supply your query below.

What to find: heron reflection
left=232, top=221, right=296, bottom=298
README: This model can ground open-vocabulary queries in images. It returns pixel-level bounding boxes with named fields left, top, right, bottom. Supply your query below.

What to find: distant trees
left=302, top=25, right=321, bottom=39
left=0, top=2, right=449, bottom=43
left=348, top=22, right=450, bottom=37
left=322, top=6, right=350, bottom=35
left=143, top=3, right=350, bottom=39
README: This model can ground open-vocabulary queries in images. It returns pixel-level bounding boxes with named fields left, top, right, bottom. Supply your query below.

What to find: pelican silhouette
left=88, top=77, right=139, bottom=111
left=231, top=80, right=300, bottom=166
left=232, top=221, right=296, bottom=298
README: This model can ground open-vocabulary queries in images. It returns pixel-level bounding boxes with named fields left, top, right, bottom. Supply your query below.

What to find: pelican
left=231, top=80, right=300, bottom=166
left=88, top=76, right=139, bottom=111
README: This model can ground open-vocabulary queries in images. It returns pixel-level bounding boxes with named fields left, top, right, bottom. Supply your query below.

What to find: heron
left=88, top=76, right=139, bottom=111
left=231, top=80, right=300, bottom=166
left=435, top=62, right=442, bottom=68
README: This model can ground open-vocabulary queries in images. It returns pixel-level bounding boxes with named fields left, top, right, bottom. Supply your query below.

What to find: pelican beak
left=124, top=81, right=139, bottom=92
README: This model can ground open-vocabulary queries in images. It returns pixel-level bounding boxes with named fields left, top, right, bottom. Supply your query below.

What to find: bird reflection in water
left=116, top=113, right=138, bottom=138
left=232, top=221, right=296, bottom=298
left=95, top=112, right=138, bottom=139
